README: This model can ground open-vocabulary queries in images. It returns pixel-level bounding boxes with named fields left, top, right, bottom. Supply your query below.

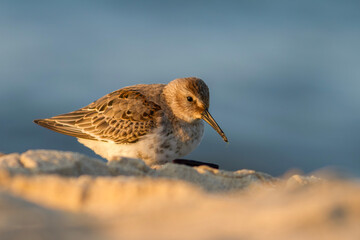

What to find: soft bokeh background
left=1, top=0, right=359, bottom=176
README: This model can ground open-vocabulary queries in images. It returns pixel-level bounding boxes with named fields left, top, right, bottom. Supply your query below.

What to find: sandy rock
left=0, top=153, right=30, bottom=175
left=107, top=157, right=153, bottom=176
left=153, top=163, right=275, bottom=192
left=0, top=171, right=359, bottom=240
left=0, top=171, right=203, bottom=214
left=285, top=174, right=323, bottom=189
left=0, top=149, right=359, bottom=240
left=0, top=150, right=275, bottom=192
left=21, top=150, right=110, bottom=176
left=108, top=181, right=360, bottom=240
left=107, top=157, right=276, bottom=192
left=0, top=150, right=110, bottom=176
left=0, top=191, right=101, bottom=240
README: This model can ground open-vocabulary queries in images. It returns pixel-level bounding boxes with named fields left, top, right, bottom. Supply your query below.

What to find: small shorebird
left=34, top=77, right=228, bottom=166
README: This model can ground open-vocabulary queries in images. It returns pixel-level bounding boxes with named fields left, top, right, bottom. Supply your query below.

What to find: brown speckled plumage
left=35, top=85, right=164, bottom=144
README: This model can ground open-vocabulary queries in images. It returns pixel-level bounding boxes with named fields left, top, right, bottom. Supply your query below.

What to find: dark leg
left=172, top=159, right=219, bottom=169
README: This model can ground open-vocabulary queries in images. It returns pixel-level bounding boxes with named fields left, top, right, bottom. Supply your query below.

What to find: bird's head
left=164, top=77, right=228, bottom=142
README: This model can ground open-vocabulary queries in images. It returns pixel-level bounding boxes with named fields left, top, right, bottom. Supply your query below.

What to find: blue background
left=1, top=1, right=360, bottom=176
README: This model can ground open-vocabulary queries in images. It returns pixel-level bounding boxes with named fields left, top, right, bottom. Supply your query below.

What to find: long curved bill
left=201, top=109, right=228, bottom=143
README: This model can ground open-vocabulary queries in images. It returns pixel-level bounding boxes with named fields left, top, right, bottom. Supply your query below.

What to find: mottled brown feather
left=34, top=87, right=162, bottom=144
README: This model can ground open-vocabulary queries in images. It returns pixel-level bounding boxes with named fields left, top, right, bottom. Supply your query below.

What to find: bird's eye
left=187, top=96, right=193, bottom=102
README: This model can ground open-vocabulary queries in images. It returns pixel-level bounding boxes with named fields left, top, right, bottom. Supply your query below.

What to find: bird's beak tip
left=201, top=109, right=228, bottom=143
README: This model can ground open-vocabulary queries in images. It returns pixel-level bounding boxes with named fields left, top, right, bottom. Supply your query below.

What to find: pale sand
left=0, top=150, right=359, bottom=240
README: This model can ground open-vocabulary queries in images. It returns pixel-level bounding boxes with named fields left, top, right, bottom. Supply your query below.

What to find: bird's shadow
left=172, top=159, right=219, bottom=169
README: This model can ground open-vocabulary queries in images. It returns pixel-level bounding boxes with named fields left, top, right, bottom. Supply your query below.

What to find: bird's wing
left=34, top=88, right=162, bottom=144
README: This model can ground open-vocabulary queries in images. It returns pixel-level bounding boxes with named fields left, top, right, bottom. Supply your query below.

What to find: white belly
left=77, top=123, right=204, bottom=165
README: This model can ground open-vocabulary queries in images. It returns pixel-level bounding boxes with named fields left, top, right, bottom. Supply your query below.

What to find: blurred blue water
left=1, top=1, right=359, bottom=176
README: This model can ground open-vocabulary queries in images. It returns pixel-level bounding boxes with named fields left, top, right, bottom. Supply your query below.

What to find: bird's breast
left=169, top=120, right=204, bottom=156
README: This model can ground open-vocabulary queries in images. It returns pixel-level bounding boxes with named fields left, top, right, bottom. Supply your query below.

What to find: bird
left=34, top=77, right=228, bottom=166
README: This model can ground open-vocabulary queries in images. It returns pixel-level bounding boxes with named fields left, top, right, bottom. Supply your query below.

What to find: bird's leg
left=172, top=159, right=219, bottom=169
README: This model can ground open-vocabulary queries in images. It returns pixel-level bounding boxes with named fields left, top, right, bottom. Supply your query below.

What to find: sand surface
left=0, top=150, right=359, bottom=240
